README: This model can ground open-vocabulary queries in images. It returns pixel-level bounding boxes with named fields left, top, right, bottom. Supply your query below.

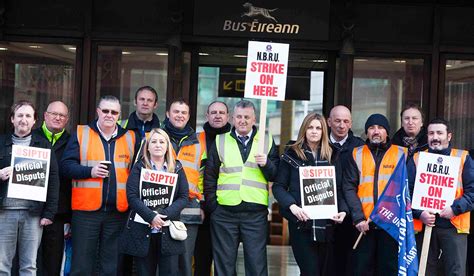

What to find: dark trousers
left=70, top=210, right=126, bottom=276
left=333, top=218, right=358, bottom=276
left=194, top=215, right=214, bottom=276
left=210, top=205, right=268, bottom=276
left=135, top=233, right=178, bottom=276
left=467, top=212, right=474, bottom=276
left=288, top=222, right=332, bottom=276
left=426, top=227, right=467, bottom=276
left=37, top=215, right=67, bottom=276
left=353, top=228, right=398, bottom=276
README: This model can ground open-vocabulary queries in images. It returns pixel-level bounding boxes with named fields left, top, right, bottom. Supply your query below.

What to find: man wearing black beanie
left=342, top=113, right=408, bottom=276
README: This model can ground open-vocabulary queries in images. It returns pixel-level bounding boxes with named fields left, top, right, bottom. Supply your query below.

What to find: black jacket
left=392, top=127, right=428, bottom=159
left=342, top=140, right=397, bottom=224
left=273, top=144, right=342, bottom=224
left=127, top=161, right=189, bottom=223
left=408, top=146, right=474, bottom=229
left=61, top=120, right=140, bottom=211
left=124, top=112, right=160, bottom=141
left=0, top=133, right=60, bottom=220
left=204, top=126, right=280, bottom=213
left=330, top=131, right=365, bottom=215
left=33, top=127, right=71, bottom=220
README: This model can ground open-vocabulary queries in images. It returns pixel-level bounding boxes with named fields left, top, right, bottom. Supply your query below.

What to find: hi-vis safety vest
left=413, top=149, right=470, bottom=233
left=172, top=132, right=206, bottom=200
left=72, top=125, right=136, bottom=212
left=353, top=144, right=407, bottom=219
left=216, top=132, right=272, bottom=207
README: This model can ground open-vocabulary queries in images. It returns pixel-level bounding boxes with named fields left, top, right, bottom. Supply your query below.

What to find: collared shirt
left=96, top=122, right=118, bottom=141
left=330, top=133, right=348, bottom=146
left=235, top=129, right=253, bottom=146
left=41, top=121, right=65, bottom=146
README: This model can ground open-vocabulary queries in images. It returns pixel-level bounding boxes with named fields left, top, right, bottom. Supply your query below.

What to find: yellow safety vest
left=216, top=131, right=272, bottom=206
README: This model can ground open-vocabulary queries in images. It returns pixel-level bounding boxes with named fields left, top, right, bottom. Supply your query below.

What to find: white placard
left=244, top=41, right=289, bottom=101
left=7, top=145, right=51, bottom=202
left=134, top=168, right=177, bottom=224
left=299, top=166, right=338, bottom=219
left=412, top=152, right=461, bottom=213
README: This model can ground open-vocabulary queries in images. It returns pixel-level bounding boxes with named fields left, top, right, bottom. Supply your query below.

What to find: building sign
left=244, top=41, right=289, bottom=101
left=412, top=152, right=461, bottom=213
left=194, top=1, right=329, bottom=40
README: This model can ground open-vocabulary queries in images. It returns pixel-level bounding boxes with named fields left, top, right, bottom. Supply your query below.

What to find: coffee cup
left=100, top=161, right=112, bottom=177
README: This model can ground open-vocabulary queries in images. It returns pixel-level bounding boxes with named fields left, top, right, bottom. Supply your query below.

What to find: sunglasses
left=99, top=109, right=120, bottom=116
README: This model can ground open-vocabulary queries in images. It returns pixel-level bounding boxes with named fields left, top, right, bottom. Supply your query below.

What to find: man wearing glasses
left=31, top=101, right=71, bottom=275
left=61, top=95, right=137, bottom=276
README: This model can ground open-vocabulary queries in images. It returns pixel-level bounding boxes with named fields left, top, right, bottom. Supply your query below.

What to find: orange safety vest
left=413, top=149, right=470, bottom=233
left=171, top=132, right=206, bottom=200
left=353, top=144, right=407, bottom=219
left=71, top=125, right=136, bottom=212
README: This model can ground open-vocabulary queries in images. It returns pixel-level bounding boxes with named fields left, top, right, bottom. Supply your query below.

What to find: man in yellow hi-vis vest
left=408, top=118, right=474, bottom=276
left=61, top=95, right=138, bottom=276
left=204, top=100, right=279, bottom=276
left=343, top=114, right=407, bottom=276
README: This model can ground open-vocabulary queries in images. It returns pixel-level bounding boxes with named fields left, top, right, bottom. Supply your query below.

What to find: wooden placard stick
left=418, top=225, right=433, bottom=276
left=257, top=99, right=268, bottom=154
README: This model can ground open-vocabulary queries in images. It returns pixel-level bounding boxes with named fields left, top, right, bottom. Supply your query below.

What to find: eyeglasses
left=99, top=109, right=120, bottom=116
left=46, top=111, right=68, bottom=120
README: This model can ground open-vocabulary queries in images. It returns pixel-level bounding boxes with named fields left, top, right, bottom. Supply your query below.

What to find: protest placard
left=412, top=152, right=461, bottom=213
left=244, top=41, right=289, bottom=101
left=134, top=168, right=177, bottom=224
left=7, top=145, right=51, bottom=202
left=299, top=166, right=337, bottom=219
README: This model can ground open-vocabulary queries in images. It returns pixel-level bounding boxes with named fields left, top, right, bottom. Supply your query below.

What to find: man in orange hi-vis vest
left=343, top=114, right=407, bottom=276
left=408, top=118, right=474, bottom=276
left=61, top=95, right=138, bottom=276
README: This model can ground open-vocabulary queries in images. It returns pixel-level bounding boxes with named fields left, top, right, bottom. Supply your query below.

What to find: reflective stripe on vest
left=72, top=125, right=135, bottom=212
left=216, top=132, right=271, bottom=206
left=118, top=119, right=128, bottom=129
left=353, top=144, right=407, bottom=219
left=413, top=149, right=470, bottom=233
left=172, top=133, right=206, bottom=200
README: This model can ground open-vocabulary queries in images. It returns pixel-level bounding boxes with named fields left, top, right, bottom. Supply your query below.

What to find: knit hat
left=365, top=114, right=390, bottom=134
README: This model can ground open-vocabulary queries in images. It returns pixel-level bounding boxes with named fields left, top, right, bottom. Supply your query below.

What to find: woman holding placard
left=124, top=128, right=188, bottom=276
left=273, top=112, right=348, bottom=276
left=0, top=101, right=59, bottom=275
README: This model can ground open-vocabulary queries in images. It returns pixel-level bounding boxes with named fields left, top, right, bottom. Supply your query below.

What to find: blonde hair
left=289, top=112, right=332, bottom=163
left=142, top=128, right=175, bottom=172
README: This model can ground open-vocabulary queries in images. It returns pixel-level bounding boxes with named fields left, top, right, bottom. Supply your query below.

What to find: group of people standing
left=0, top=84, right=472, bottom=276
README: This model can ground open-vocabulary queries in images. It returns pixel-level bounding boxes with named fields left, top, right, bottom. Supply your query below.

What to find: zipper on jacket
left=373, top=146, right=380, bottom=205
left=104, top=141, right=112, bottom=211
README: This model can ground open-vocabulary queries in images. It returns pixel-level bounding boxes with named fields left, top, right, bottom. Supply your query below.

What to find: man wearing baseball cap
left=343, top=114, right=407, bottom=275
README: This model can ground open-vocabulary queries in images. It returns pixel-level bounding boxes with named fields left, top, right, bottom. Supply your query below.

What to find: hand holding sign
left=439, top=207, right=455, bottom=219
left=254, top=153, right=267, bottom=166
left=91, top=162, right=109, bottom=178
left=420, top=211, right=435, bottom=226
left=289, top=204, right=310, bottom=222
left=331, top=211, right=346, bottom=224
left=0, top=166, right=12, bottom=181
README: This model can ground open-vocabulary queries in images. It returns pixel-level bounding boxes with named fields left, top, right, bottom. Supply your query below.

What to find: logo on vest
left=383, top=164, right=394, bottom=169
left=182, top=152, right=195, bottom=158
left=118, top=154, right=130, bottom=159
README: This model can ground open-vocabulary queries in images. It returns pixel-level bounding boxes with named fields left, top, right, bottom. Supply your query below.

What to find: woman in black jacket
left=126, top=128, right=188, bottom=276
left=273, top=112, right=347, bottom=276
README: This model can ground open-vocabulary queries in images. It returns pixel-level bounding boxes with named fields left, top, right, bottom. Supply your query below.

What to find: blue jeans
left=0, top=210, right=43, bottom=276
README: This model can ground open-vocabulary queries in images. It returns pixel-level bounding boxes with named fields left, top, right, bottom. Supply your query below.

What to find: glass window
left=444, top=60, right=474, bottom=150
left=195, top=47, right=325, bottom=146
left=96, top=46, right=168, bottom=121
left=351, top=57, right=425, bottom=138
left=0, top=42, right=77, bottom=133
